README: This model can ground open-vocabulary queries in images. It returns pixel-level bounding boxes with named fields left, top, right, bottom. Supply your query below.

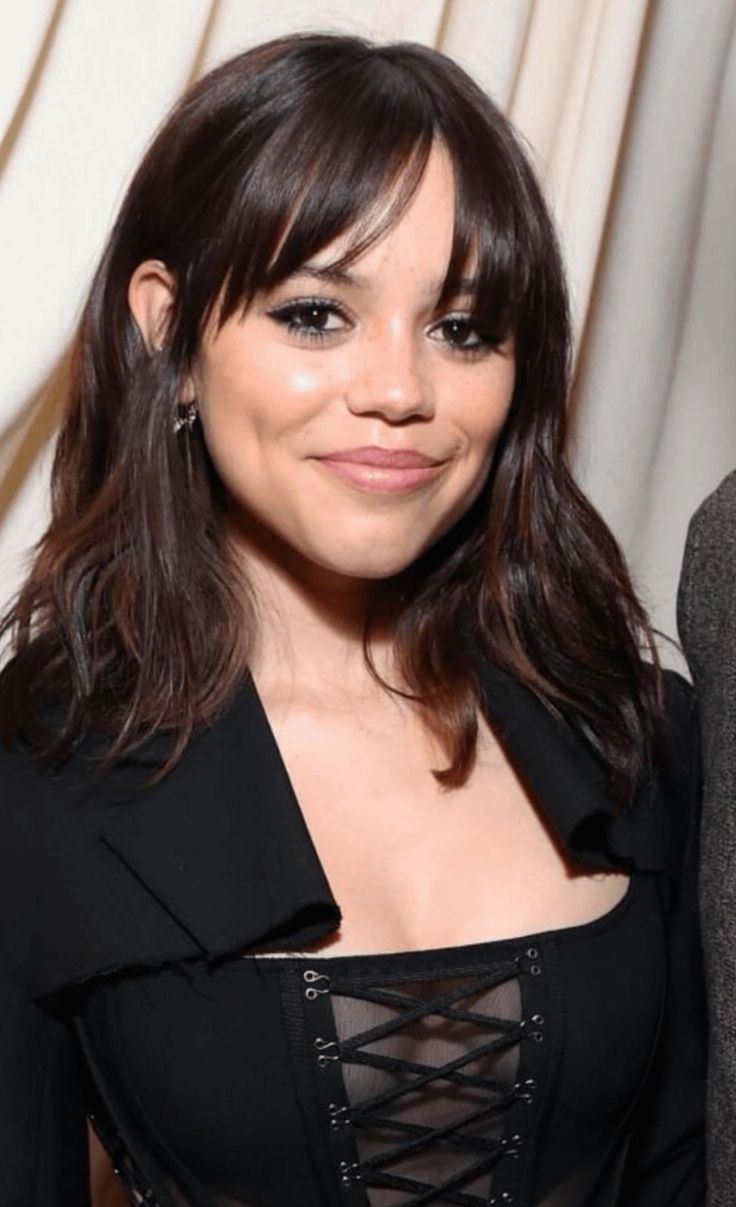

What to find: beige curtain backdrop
left=3, top=0, right=735, bottom=656
left=0, top=2, right=734, bottom=1199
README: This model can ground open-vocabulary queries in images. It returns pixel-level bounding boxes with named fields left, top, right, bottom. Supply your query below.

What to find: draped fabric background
left=2, top=0, right=736, bottom=654
left=0, top=2, right=734, bottom=1198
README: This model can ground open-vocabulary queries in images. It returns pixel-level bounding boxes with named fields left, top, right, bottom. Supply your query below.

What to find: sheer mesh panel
left=308, top=956, right=535, bottom=1206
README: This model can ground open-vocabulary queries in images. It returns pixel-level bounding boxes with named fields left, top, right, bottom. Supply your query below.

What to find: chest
left=261, top=696, right=629, bottom=954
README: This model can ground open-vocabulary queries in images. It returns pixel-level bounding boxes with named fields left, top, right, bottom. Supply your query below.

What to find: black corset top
left=78, top=873, right=665, bottom=1207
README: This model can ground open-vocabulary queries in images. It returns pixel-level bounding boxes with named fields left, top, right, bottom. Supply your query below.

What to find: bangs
left=433, top=109, right=538, bottom=343
left=162, top=39, right=543, bottom=350
left=197, top=54, right=437, bottom=334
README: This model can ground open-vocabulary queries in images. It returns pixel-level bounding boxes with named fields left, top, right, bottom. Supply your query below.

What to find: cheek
left=456, top=367, right=515, bottom=466
left=196, top=345, right=332, bottom=478
left=202, top=354, right=319, bottom=429
left=421, top=370, right=514, bottom=542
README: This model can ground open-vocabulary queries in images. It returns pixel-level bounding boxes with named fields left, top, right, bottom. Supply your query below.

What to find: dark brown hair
left=0, top=32, right=662, bottom=802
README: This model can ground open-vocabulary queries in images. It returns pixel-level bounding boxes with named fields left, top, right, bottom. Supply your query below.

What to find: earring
left=173, top=401, right=198, bottom=434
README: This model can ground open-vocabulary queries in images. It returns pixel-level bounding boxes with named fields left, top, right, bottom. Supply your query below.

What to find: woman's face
left=194, top=144, right=516, bottom=580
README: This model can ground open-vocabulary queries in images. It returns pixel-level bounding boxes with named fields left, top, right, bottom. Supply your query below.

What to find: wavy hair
left=0, top=32, right=663, bottom=802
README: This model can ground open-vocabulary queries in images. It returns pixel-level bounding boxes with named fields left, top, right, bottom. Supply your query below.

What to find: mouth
left=313, top=447, right=448, bottom=494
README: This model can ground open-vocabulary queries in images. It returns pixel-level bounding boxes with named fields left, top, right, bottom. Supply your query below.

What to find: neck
left=231, top=519, right=404, bottom=700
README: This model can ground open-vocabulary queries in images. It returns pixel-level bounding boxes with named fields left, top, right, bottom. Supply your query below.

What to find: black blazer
left=0, top=660, right=705, bottom=1204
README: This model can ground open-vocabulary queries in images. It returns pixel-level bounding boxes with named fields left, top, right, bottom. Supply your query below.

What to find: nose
left=346, top=327, right=434, bottom=422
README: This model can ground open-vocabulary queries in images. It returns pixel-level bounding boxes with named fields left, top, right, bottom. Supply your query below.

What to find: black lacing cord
left=355, top=1086, right=520, bottom=1151
left=328, top=962, right=524, bottom=1205
left=84, top=1073, right=162, bottom=1206
left=345, top=1029, right=525, bottom=1119
left=357, top=1148, right=507, bottom=1206
left=336, top=961, right=521, bottom=1046
left=348, top=1043, right=518, bottom=1101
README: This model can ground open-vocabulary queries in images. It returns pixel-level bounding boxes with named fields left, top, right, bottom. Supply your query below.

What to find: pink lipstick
left=314, top=447, right=446, bottom=494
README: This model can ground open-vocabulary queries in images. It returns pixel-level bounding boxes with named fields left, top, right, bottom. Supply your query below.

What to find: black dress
left=0, top=662, right=705, bottom=1205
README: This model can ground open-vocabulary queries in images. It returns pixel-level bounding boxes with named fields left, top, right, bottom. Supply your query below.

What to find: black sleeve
left=0, top=939, right=90, bottom=1206
left=619, top=680, right=707, bottom=1204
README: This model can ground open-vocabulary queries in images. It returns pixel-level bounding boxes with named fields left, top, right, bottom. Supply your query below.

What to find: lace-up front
left=286, top=941, right=553, bottom=1206
left=77, top=873, right=675, bottom=1207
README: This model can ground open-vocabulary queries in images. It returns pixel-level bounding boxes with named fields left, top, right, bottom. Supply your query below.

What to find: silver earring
left=173, top=401, right=198, bottom=434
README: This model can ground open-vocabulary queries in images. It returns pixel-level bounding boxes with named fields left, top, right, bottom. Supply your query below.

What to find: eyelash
left=266, top=296, right=500, bottom=357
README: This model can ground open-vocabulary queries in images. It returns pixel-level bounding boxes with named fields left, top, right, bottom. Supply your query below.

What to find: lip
left=314, top=447, right=447, bottom=494
left=318, top=447, right=443, bottom=468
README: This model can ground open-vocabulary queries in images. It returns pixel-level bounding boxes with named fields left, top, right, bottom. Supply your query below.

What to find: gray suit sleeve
left=678, top=471, right=736, bottom=1207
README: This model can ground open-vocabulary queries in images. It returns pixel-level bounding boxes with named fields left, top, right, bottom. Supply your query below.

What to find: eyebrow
left=290, top=264, right=479, bottom=297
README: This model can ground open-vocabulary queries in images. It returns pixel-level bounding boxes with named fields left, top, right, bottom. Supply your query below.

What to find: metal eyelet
left=339, top=1158, right=361, bottom=1188
left=503, top=1132, right=524, bottom=1158
left=524, top=947, right=543, bottom=975
left=315, top=1036, right=340, bottom=1065
left=304, top=969, right=330, bottom=999
left=328, top=1102, right=350, bottom=1129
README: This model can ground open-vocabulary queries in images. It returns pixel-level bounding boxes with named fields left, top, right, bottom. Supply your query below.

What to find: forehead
left=298, top=144, right=459, bottom=285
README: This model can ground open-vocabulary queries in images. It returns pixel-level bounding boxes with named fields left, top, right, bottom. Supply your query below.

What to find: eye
left=429, top=313, right=498, bottom=354
left=267, top=297, right=351, bottom=341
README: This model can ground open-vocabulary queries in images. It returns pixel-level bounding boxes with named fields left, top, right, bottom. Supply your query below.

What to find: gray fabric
left=678, top=468, right=736, bottom=1207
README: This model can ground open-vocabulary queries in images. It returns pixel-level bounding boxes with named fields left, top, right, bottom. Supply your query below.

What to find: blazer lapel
left=99, top=676, right=341, bottom=961
left=3, top=659, right=682, bottom=1002
left=102, top=662, right=676, bottom=969
left=475, top=658, right=676, bottom=875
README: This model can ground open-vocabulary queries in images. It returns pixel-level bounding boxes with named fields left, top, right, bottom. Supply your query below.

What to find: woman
left=0, top=32, right=704, bottom=1207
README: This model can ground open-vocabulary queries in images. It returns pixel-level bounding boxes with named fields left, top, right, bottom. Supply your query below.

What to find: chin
left=310, top=543, right=425, bottom=581
left=303, top=513, right=462, bottom=581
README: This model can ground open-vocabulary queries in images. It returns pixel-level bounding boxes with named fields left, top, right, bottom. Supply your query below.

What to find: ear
left=128, top=260, right=195, bottom=402
left=128, top=259, right=175, bottom=352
